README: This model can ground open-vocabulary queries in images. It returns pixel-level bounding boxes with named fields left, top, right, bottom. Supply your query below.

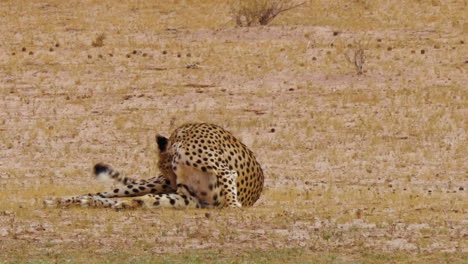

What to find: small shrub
left=92, top=33, right=106, bottom=47
left=230, top=0, right=305, bottom=27
left=345, top=41, right=366, bottom=75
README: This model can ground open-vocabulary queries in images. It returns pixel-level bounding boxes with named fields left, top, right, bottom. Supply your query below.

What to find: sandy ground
left=0, top=0, right=467, bottom=263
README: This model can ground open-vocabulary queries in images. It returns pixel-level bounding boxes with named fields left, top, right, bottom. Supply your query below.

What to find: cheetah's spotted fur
left=45, top=123, right=264, bottom=209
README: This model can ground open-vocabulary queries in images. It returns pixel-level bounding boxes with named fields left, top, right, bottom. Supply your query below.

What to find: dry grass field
left=0, top=0, right=467, bottom=263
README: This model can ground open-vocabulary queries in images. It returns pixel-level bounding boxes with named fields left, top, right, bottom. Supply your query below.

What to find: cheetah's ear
left=156, top=135, right=168, bottom=152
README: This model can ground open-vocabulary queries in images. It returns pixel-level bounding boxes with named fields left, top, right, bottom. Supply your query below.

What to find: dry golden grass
left=0, top=0, right=467, bottom=263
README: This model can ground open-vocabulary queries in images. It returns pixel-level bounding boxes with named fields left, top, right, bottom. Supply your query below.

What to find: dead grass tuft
left=345, top=40, right=367, bottom=75
left=91, top=33, right=106, bottom=47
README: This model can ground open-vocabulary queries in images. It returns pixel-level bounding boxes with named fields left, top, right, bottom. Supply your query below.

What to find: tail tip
left=94, top=163, right=110, bottom=176
left=156, top=135, right=168, bottom=152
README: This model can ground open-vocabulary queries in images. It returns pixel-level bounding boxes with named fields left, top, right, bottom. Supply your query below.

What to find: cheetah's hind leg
left=43, top=194, right=123, bottom=208
left=111, top=184, right=202, bottom=210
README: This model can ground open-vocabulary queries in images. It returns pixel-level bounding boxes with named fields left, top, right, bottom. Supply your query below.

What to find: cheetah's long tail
left=94, top=163, right=137, bottom=185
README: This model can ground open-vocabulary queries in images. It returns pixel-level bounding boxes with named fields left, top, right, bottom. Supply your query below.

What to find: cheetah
left=45, top=123, right=264, bottom=209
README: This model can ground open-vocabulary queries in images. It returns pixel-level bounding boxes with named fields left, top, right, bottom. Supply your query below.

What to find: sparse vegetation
left=345, top=40, right=367, bottom=75
left=92, top=33, right=106, bottom=47
left=0, top=0, right=466, bottom=263
left=230, top=0, right=305, bottom=26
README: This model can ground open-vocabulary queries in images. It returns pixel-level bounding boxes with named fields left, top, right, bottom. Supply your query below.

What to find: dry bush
left=230, top=0, right=305, bottom=27
left=345, top=41, right=366, bottom=75
left=91, top=33, right=106, bottom=47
